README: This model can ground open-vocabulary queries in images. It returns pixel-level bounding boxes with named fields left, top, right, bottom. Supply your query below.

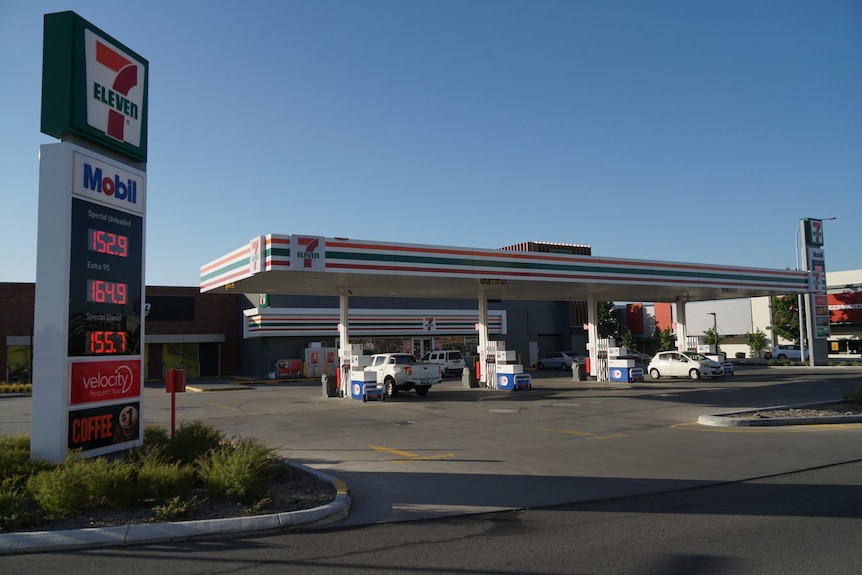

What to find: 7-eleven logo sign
left=249, top=236, right=264, bottom=273
left=293, top=236, right=324, bottom=270
left=85, top=29, right=145, bottom=146
left=806, top=219, right=824, bottom=247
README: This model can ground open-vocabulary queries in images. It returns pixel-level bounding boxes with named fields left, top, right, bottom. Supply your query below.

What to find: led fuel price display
left=85, top=330, right=129, bottom=354
left=68, top=198, right=143, bottom=357
left=88, top=228, right=129, bottom=257
left=86, top=279, right=128, bottom=304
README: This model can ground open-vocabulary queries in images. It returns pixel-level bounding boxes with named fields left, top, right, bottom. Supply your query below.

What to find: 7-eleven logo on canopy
left=85, top=29, right=145, bottom=146
left=293, top=235, right=325, bottom=271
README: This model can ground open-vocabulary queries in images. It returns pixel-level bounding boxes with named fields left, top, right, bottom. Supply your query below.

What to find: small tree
left=703, top=328, right=723, bottom=351
left=771, top=295, right=800, bottom=343
left=745, top=329, right=769, bottom=358
left=619, top=330, right=636, bottom=351
left=655, top=327, right=676, bottom=351
left=597, top=301, right=620, bottom=339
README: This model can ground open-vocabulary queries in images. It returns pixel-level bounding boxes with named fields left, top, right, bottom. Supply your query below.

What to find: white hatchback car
left=647, top=351, right=724, bottom=380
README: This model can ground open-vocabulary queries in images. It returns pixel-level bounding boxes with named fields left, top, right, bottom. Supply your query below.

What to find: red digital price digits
left=87, top=330, right=128, bottom=354
left=86, top=279, right=128, bottom=304
left=88, top=228, right=129, bottom=258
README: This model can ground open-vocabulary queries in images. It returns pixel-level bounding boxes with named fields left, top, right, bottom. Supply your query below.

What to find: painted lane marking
left=204, top=401, right=259, bottom=416
left=537, top=427, right=627, bottom=439
left=370, top=445, right=455, bottom=461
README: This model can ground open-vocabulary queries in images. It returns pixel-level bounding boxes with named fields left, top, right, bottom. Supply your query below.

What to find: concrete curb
left=0, top=462, right=350, bottom=556
left=698, top=400, right=862, bottom=427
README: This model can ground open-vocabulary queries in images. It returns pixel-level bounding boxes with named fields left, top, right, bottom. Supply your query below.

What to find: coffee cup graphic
left=118, top=405, right=139, bottom=440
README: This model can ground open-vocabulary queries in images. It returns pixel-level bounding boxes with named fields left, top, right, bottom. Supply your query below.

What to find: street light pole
left=795, top=226, right=807, bottom=364
left=708, top=312, right=718, bottom=356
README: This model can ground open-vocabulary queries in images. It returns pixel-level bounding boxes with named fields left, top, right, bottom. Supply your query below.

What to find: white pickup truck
left=365, top=353, right=443, bottom=397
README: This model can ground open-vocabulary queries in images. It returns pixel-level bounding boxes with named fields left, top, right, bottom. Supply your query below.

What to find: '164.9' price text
left=86, top=279, right=127, bottom=305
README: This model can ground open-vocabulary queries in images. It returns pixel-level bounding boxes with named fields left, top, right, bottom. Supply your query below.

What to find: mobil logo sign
left=73, top=151, right=144, bottom=213
left=70, top=359, right=141, bottom=405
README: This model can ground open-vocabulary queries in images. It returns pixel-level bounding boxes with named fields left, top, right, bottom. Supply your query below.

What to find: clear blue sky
left=2, top=0, right=860, bottom=287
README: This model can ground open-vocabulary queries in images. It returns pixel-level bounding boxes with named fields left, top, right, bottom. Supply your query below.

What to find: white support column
left=338, top=292, right=350, bottom=398
left=477, top=294, right=489, bottom=384
left=587, top=293, right=599, bottom=377
left=676, top=300, right=688, bottom=351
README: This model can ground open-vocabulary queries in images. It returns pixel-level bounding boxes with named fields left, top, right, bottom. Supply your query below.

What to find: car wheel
left=777, top=354, right=787, bottom=360
left=415, top=386, right=429, bottom=397
left=537, top=362, right=545, bottom=370
left=689, top=369, right=701, bottom=380
left=563, top=363, right=571, bottom=371
left=649, top=368, right=661, bottom=380
left=385, top=378, right=399, bottom=398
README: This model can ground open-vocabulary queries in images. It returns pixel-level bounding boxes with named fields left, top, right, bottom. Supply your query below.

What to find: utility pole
left=708, top=312, right=718, bottom=355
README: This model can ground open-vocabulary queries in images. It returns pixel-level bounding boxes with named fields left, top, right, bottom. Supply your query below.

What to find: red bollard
left=166, top=368, right=186, bottom=438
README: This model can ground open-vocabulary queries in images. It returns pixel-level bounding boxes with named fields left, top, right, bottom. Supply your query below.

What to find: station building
left=3, top=248, right=859, bottom=383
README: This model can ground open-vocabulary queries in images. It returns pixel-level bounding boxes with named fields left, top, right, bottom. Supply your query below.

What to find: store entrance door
left=413, top=338, right=433, bottom=359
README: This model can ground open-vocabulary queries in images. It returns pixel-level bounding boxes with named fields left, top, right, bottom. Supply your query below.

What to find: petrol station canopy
left=200, top=235, right=809, bottom=303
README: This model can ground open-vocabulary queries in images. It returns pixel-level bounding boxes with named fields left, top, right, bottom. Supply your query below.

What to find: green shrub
left=26, top=456, right=93, bottom=517
left=3, top=422, right=290, bottom=529
left=27, top=454, right=139, bottom=515
left=84, top=457, right=138, bottom=509
left=135, top=450, right=196, bottom=501
left=166, top=421, right=225, bottom=466
left=143, top=424, right=171, bottom=450
left=197, top=438, right=281, bottom=504
left=0, top=383, right=32, bottom=394
left=0, top=435, right=50, bottom=493
left=152, top=495, right=201, bottom=521
left=0, top=492, right=45, bottom=531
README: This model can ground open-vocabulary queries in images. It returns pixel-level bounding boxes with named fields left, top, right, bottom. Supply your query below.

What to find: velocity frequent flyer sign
left=70, top=359, right=141, bottom=405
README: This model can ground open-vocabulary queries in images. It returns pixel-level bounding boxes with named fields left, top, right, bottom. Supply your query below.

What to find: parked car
left=647, top=351, right=724, bottom=380
left=624, top=351, right=653, bottom=364
left=537, top=351, right=576, bottom=370
left=422, top=350, right=466, bottom=376
left=768, top=344, right=802, bottom=361
left=365, top=353, right=443, bottom=397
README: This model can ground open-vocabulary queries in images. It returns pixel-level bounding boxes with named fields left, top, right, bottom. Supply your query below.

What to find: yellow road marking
left=537, top=427, right=627, bottom=439
left=370, top=445, right=455, bottom=461
left=204, top=401, right=259, bottom=416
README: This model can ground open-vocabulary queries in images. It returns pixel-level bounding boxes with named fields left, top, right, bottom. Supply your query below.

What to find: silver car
left=768, top=344, right=802, bottom=361
left=537, top=351, right=575, bottom=370
left=647, top=351, right=724, bottom=380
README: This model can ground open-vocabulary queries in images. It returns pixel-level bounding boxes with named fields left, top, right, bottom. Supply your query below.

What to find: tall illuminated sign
left=799, top=218, right=830, bottom=367
left=32, top=12, right=148, bottom=462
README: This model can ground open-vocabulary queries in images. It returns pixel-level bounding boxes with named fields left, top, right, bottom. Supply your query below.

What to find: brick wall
left=1, top=283, right=241, bottom=381
left=0, top=283, right=36, bottom=380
